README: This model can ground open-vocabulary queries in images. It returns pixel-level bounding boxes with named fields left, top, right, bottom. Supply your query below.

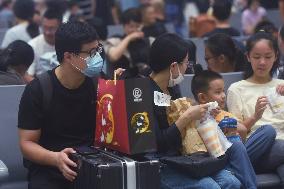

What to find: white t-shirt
left=227, top=79, right=284, bottom=139
left=27, top=34, right=55, bottom=76
left=1, top=22, right=31, bottom=48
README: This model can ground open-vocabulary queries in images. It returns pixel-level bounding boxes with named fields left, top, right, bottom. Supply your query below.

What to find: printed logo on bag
left=131, top=112, right=150, bottom=134
left=133, top=88, right=142, bottom=102
left=97, top=94, right=115, bottom=144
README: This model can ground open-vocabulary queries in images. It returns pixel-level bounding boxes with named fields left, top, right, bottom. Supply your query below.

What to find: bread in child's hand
left=166, top=97, right=207, bottom=154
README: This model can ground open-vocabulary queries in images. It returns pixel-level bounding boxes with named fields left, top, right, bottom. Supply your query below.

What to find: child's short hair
left=191, top=67, right=223, bottom=101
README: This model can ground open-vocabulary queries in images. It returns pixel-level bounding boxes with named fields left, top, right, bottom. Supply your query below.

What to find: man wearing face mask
left=17, top=21, right=104, bottom=189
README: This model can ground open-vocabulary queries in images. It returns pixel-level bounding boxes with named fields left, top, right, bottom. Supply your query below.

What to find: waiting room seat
left=257, top=174, right=281, bottom=189
left=107, top=24, right=124, bottom=38
left=0, top=85, right=27, bottom=189
left=266, top=9, right=282, bottom=28
left=188, top=37, right=207, bottom=69
left=229, top=12, right=242, bottom=32
left=0, top=160, right=8, bottom=182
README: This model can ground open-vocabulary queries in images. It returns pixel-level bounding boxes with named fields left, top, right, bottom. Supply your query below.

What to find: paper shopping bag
left=95, top=78, right=157, bottom=154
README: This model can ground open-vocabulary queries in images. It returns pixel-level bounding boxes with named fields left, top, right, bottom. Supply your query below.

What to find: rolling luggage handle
left=97, top=148, right=137, bottom=189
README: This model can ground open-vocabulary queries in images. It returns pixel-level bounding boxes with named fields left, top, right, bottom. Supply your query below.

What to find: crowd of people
left=1, top=0, right=284, bottom=189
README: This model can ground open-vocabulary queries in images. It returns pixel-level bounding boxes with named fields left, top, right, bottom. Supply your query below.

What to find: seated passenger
left=242, top=0, right=266, bottom=35
left=148, top=33, right=242, bottom=189
left=227, top=31, right=284, bottom=172
left=0, top=40, right=34, bottom=85
left=1, top=0, right=39, bottom=48
left=18, top=21, right=103, bottom=188
left=105, top=8, right=152, bottom=76
left=140, top=3, right=166, bottom=38
left=204, top=33, right=246, bottom=72
left=203, top=0, right=240, bottom=38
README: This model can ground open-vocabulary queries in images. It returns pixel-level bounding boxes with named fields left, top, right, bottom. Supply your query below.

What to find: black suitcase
left=71, top=147, right=160, bottom=189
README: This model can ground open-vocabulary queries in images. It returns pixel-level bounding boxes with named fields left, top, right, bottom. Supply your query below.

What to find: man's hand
left=114, top=68, right=126, bottom=77
left=56, top=148, right=77, bottom=181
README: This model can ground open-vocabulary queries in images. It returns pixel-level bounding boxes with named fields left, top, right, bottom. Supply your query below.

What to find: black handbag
left=160, top=152, right=228, bottom=178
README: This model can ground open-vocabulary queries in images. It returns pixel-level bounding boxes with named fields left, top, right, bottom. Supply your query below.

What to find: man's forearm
left=20, top=141, right=58, bottom=168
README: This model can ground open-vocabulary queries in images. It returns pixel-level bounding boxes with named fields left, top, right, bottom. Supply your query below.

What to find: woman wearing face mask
left=148, top=33, right=243, bottom=189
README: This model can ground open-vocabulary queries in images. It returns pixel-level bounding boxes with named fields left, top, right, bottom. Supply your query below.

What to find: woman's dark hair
left=191, top=67, right=223, bottom=101
left=185, top=39, right=197, bottom=74
left=254, top=20, right=277, bottom=34
left=149, top=33, right=189, bottom=73
left=0, top=40, right=34, bottom=72
left=205, top=33, right=243, bottom=71
left=13, top=0, right=39, bottom=38
left=245, top=31, right=279, bottom=79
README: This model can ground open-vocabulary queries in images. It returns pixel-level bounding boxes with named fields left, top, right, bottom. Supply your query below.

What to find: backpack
left=37, top=72, right=98, bottom=113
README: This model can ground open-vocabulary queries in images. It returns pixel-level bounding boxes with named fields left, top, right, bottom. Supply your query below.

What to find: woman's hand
left=276, top=84, right=284, bottom=96
left=253, top=96, right=268, bottom=121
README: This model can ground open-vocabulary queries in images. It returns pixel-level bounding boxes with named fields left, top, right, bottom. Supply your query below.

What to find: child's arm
left=175, top=104, right=208, bottom=137
left=237, top=123, right=248, bottom=141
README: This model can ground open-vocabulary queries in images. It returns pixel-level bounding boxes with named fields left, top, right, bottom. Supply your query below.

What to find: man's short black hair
left=213, top=0, right=232, bottom=21
left=43, top=8, right=63, bottom=22
left=13, top=0, right=35, bottom=20
left=121, top=8, right=142, bottom=25
left=191, top=69, right=223, bottom=101
left=55, top=21, right=99, bottom=63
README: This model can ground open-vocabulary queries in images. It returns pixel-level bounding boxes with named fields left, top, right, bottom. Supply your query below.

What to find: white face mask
left=168, top=65, right=184, bottom=87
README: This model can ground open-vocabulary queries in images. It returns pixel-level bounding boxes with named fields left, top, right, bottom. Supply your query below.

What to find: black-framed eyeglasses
left=204, top=56, right=217, bottom=62
left=79, top=43, right=103, bottom=58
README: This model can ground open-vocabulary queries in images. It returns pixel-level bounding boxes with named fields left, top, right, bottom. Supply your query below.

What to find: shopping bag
left=95, top=78, right=157, bottom=154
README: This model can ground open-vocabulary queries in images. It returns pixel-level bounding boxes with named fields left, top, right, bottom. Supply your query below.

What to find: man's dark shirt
left=18, top=69, right=97, bottom=171
left=203, top=27, right=241, bottom=38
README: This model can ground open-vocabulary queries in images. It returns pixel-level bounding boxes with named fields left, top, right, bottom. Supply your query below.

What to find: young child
left=191, top=68, right=247, bottom=141
left=190, top=67, right=257, bottom=189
